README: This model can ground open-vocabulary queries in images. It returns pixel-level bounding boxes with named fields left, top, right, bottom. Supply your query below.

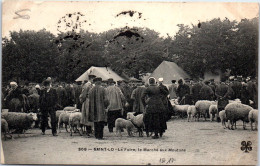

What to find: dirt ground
left=1, top=118, right=258, bottom=165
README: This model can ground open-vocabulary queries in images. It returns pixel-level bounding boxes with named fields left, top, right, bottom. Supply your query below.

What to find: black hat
left=171, top=80, right=176, bottom=83
left=107, top=78, right=114, bottom=84
left=43, top=80, right=51, bottom=86
left=93, top=77, right=102, bottom=83
left=178, top=79, right=183, bottom=84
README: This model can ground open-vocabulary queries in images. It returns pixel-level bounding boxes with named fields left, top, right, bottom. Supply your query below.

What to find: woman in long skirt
left=142, top=77, right=167, bottom=139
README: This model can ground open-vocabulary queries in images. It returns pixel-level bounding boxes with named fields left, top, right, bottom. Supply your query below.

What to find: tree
left=2, top=29, right=59, bottom=83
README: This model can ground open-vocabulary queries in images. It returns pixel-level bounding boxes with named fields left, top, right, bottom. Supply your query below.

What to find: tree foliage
left=2, top=17, right=258, bottom=84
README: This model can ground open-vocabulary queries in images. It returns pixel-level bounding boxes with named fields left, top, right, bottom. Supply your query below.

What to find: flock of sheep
left=1, top=100, right=258, bottom=140
left=171, top=99, right=258, bottom=131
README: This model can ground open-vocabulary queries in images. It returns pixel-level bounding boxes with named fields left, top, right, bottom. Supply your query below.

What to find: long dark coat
left=6, top=86, right=23, bottom=112
left=230, top=81, right=242, bottom=99
left=28, top=93, right=40, bottom=113
left=141, top=85, right=166, bottom=114
left=240, top=85, right=250, bottom=105
left=119, top=84, right=134, bottom=112
left=39, top=88, right=58, bottom=110
left=192, top=82, right=203, bottom=103
left=131, top=86, right=146, bottom=113
left=159, top=84, right=174, bottom=121
left=56, top=86, right=67, bottom=108
left=176, top=84, right=190, bottom=104
left=215, top=83, right=229, bottom=110
left=247, top=81, right=258, bottom=108
left=65, top=85, right=75, bottom=106
left=199, top=84, right=214, bottom=100
left=88, top=85, right=108, bottom=123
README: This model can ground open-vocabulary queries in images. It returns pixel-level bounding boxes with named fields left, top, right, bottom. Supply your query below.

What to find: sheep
left=170, top=99, right=179, bottom=105
left=219, top=110, right=228, bottom=129
left=225, top=103, right=253, bottom=130
left=187, top=106, right=197, bottom=122
left=248, top=109, right=258, bottom=131
left=228, top=99, right=241, bottom=104
left=58, top=112, right=74, bottom=133
left=126, top=112, right=144, bottom=137
left=1, top=118, right=12, bottom=140
left=209, top=105, right=218, bottom=122
left=68, top=112, right=83, bottom=136
left=56, top=110, right=64, bottom=123
left=195, top=100, right=217, bottom=121
left=1, top=112, right=37, bottom=136
left=172, top=104, right=190, bottom=118
left=115, top=118, right=135, bottom=137
left=63, top=106, right=77, bottom=112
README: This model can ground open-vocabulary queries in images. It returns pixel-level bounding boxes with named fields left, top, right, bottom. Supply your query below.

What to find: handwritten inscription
left=159, top=158, right=176, bottom=164
left=13, top=9, right=31, bottom=19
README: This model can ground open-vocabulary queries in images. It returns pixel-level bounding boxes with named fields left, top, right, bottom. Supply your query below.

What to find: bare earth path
left=1, top=119, right=258, bottom=165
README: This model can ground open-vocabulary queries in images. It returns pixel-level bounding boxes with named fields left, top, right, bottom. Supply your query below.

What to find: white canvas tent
left=146, top=61, right=190, bottom=84
left=75, top=66, right=124, bottom=82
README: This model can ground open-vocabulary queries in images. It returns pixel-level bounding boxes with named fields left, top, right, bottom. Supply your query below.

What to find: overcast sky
left=2, top=1, right=259, bottom=38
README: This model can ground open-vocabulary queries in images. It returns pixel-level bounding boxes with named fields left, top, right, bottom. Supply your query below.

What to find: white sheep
left=68, top=112, right=83, bottom=136
left=172, top=104, right=190, bottom=118
left=170, top=99, right=179, bottom=105
left=228, top=99, right=241, bottom=104
left=248, top=109, right=258, bottom=131
left=127, top=112, right=144, bottom=137
left=1, top=112, right=37, bottom=136
left=195, top=100, right=217, bottom=121
left=225, top=103, right=253, bottom=130
left=209, top=105, right=218, bottom=122
left=63, top=106, right=77, bottom=111
left=187, top=106, right=196, bottom=122
left=58, top=112, right=74, bottom=133
left=115, top=118, right=135, bottom=137
left=219, top=110, right=228, bottom=129
left=1, top=118, right=12, bottom=140
left=56, top=110, right=64, bottom=123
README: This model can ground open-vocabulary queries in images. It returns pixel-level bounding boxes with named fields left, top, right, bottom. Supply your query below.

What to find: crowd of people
left=1, top=75, right=258, bottom=139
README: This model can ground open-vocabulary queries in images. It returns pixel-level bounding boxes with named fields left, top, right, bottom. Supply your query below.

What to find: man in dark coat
left=39, top=80, right=58, bottom=136
left=176, top=79, right=190, bottom=105
left=5, top=82, right=23, bottom=112
left=56, top=84, right=67, bottom=108
left=158, top=78, right=173, bottom=121
left=230, top=78, right=242, bottom=99
left=88, top=77, right=108, bottom=139
left=28, top=89, right=40, bottom=128
left=191, top=79, right=203, bottom=104
left=65, top=84, right=75, bottom=106
left=184, top=78, right=193, bottom=104
left=119, top=80, right=134, bottom=118
left=73, top=83, right=82, bottom=109
left=240, top=82, right=250, bottom=105
left=131, top=84, right=146, bottom=115
left=215, top=78, right=230, bottom=122
left=199, top=81, right=214, bottom=100
left=247, top=78, right=258, bottom=109
left=209, top=79, right=216, bottom=100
